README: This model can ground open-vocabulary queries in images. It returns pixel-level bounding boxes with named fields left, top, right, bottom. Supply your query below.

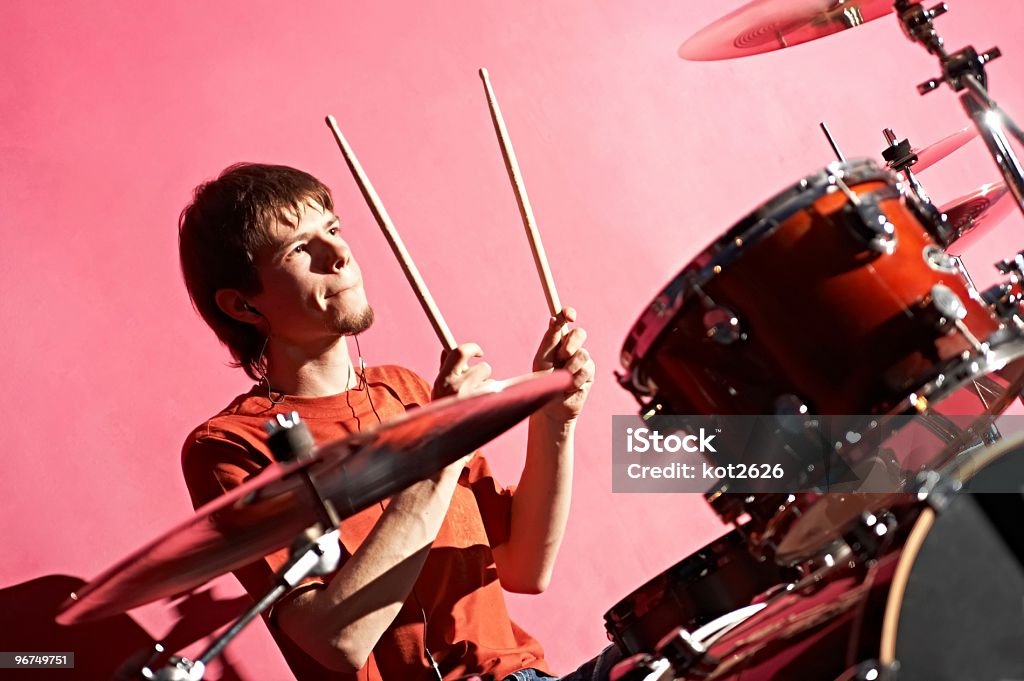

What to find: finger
left=456, top=362, right=494, bottom=395
left=464, top=361, right=493, bottom=383
left=536, top=310, right=573, bottom=363
left=571, top=365, right=595, bottom=390
left=556, top=327, right=587, bottom=363
left=563, top=349, right=593, bottom=379
left=441, top=342, right=484, bottom=374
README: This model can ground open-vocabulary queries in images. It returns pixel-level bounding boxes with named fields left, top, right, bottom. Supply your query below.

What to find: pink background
left=2, top=1, right=1023, bottom=678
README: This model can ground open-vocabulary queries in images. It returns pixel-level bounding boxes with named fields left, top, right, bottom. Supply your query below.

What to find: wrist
left=531, top=410, right=577, bottom=440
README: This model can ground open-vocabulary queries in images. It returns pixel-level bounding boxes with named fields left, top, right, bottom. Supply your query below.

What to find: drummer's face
left=247, top=199, right=373, bottom=342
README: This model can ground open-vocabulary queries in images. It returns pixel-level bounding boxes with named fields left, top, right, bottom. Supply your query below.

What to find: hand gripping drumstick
left=478, top=68, right=562, bottom=317
left=325, top=115, right=458, bottom=352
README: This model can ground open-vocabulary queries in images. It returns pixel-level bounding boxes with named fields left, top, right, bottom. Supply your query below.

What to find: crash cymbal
left=940, top=182, right=1014, bottom=248
left=913, top=126, right=979, bottom=172
left=56, top=370, right=571, bottom=625
left=679, top=0, right=893, bottom=61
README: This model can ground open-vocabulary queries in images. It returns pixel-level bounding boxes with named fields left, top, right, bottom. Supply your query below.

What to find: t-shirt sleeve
left=461, top=453, right=515, bottom=548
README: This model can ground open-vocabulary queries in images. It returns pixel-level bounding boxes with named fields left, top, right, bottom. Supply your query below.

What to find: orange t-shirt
left=181, top=365, right=548, bottom=681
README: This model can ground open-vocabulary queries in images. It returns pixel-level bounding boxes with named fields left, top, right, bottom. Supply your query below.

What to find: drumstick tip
left=479, top=67, right=489, bottom=80
left=325, top=114, right=338, bottom=126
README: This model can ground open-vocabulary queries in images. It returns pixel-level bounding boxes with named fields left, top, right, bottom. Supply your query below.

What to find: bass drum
left=685, top=433, right=1024, bottom=681
left=875, top=434, right=1024, bottom=680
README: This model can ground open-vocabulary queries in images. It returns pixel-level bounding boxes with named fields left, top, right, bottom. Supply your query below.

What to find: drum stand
left=893, top=0, right=1024, bottom=222
left=131, top=415, right=344, bottom=681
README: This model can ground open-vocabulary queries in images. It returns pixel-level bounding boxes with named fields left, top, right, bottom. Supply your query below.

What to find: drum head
left=884, top=435, right=1024, bottom=679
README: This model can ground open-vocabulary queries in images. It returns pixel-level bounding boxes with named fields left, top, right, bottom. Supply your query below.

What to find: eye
left=328, top=226, right=341, bottom=237
left=290, top=243, right=307, bottom=255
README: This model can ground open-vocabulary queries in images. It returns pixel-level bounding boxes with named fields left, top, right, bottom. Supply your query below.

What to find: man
left=178, top=163, right=608, bottom=680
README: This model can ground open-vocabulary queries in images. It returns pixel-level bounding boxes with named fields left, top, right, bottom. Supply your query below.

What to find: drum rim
left=775, top=373, right=1024, bottom=565
left=620, top=158, right=895, bottom=380
left=881, top=430, right=1024, bottom=664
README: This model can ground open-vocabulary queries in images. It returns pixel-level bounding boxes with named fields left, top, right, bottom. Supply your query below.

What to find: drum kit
left=608, top=1, right=1024, bottom=679
left=53, top=1, right=1024, bottom=680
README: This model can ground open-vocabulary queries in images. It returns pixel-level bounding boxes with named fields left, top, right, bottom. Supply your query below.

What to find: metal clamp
left=912, top=469, right=962, bottom=514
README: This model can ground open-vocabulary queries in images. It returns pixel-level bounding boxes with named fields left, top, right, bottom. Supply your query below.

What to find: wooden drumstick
left=479, top=68, right=562, bottom=318
left=325, top=115, right=458, bottom=352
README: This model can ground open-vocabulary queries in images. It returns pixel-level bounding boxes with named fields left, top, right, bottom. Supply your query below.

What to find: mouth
left=326, top=282, right=359, bottom=298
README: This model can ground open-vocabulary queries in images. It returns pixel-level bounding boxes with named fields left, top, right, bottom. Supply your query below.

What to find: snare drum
left=604, top=529, right=794, bottom=656
left=619, top=159, right=1014, bottom=417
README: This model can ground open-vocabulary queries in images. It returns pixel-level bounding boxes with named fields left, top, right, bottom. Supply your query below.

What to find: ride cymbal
left=940, top=182, right=1014, bottom=248
left=679, top=0, right=893, bottom=61
left=912, top=126, right=978, bottom=171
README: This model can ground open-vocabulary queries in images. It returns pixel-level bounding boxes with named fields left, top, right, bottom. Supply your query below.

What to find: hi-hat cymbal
left=940, top=182, right=1014, bottom=248
left=913, top=126, right=979, bottom=172
left=56, top=370, right=571, bottom=625
left=679, top=0, right=893, bottom=61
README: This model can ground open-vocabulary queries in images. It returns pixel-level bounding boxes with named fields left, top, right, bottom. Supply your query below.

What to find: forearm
left=277, top=469, right=461, bottom=671
left=496, top=415, right=575, bottom=593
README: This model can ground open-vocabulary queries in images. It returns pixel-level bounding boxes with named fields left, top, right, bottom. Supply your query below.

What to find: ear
left=215, top=288, right=264, bottom=326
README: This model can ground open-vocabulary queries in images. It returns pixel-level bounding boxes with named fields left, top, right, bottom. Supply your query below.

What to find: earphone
left=243, top=302, right=263, bottom=316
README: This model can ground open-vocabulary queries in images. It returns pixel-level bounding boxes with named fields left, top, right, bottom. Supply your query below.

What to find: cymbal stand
left=894, top=0, right=1024, bottom=223
left=138, top=414, right=343, bottom=681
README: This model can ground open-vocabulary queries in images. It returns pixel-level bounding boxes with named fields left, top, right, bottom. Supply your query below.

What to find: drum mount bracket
left=912, top=468, right=962, bottom=513
left=833, top=180, right=897, bottom=254
left=982, top=252, right=1024, bottom=324
left=893, top=0, right=1024, bottom=227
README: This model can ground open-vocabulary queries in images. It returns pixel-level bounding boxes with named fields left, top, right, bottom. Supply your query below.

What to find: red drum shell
left=604, top=529, right=793, bottom=656
left=620, top=159, right=1002, bottom=416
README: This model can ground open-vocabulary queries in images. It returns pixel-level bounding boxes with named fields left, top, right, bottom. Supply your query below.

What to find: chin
left=336, top=305, right=374, bottom=335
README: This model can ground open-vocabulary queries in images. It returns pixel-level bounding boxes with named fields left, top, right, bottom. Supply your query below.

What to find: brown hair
left=178, top=163, right=334, bottom=380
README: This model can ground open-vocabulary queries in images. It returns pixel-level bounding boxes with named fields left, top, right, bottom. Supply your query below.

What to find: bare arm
left=493, top=307, right=594, bottom=593
left=275, top=465, right=462, bottom=672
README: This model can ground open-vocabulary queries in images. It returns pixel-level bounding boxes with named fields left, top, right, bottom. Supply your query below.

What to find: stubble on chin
left=331, top=305, right=375, bottom=336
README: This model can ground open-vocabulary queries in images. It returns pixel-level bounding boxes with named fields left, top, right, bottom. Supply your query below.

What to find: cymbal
left=679, top=0, right=893, bottom=61
left=912, top=126, right=979, bottom=172
left=56, top=370, right=571, bottom=625
left=939, top=182, right=1014, bottom=248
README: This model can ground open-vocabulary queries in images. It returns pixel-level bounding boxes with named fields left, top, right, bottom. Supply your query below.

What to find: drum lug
left=842, top=511, right=898, bottom=562
left=841, top=190, right=897, bottom=254
left=834, top=659, right=901, bottom=681
left=911, top=469, right=962, bottom=513
left=927, top=284, right=988, bottom=352
left=929, top=283, right=968, bottom=325
left=703, top=306, right=744, bottom=344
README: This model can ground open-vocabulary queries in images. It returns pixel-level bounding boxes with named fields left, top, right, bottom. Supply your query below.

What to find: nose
left=328, top=238, right=352, bottom=272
